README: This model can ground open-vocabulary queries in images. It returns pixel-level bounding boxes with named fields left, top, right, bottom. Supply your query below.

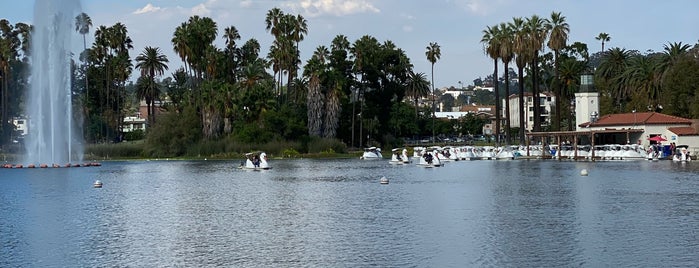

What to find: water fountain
left=24, top=0, right=84, bottom=165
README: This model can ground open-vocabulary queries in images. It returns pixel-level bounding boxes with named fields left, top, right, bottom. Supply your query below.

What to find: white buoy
left=380, top=176, right=389, bottom=184
left=93, top=180, right=103, bottom=188
left=580, top=169, right=588, bottom=176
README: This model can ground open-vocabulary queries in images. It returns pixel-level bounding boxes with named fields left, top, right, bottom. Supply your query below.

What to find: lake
left=1, top=158, right=698, bottom=267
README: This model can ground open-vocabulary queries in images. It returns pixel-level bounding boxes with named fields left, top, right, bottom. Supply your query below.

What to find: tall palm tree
left=75, top=12, right=92, bottom=104
left=510, top=17, right=530, bottom=144
left=622, top=55, right=662, bottom=110
left=497, top=23, right=514, bottom=144
left=135, top=46, right=169, bottom=124
left=595, top=32, right=611, bottom=52
left=526, top=15, right=548, bottom=132
left=547, top=11, right=569, bottom=131
left=265, top=8, right=284, bottom=93
left=482, top=25, right=501, bottom=144
left=405, top=71, right=431, bottom=116
left=659, top=42, right=691, bottom=83
left=558, top=59, right=586, bottom=130
left=425, top=42, right=441, bottom=142
left=597, top=47, right=632, bottom=111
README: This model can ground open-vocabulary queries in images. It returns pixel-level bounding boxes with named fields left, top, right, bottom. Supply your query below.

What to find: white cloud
left=402, top=25, right=413, bottom=32
left=191, top=3, right=212, bottom=16
left=291, top=0, right=380, bottom=17
left=133, top=3, right=162, bottom=15
left=240, top=0, right=253, bottom=8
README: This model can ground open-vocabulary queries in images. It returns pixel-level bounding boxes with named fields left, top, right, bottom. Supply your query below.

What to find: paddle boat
left=389, top=148, right=410, bottom=164
left=360, top=147, right=382, bottom=160
left=239, top=152, right=271, bottom=170
left=672, top=145, right=692, bottom=162
left=416, top=148, right=443, bottom=167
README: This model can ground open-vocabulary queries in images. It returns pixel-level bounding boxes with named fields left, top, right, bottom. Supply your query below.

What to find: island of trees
left=0, top=9, right=698, bottom=158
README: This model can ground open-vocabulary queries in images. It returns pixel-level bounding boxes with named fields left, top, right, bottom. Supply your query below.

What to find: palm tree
left=597, top=47, right=632, bottom=111
left=304, top=55, right=324, bottom=137
left=497, top=23, right=514, bottom=144
left=510, top=17, right=530, bottom=144
left=526, top=15, right=548, bottom=132
left=595, top=32, right=611, bottom=52
left=547, top=11, right=569, bottom=131
left=135, top=46, right=169, bottom=124
left=75, top=12, right=92, bottom=104
left=265, top=8, right=284, bottom=93
left=558, top=59, right=586, bottom=130
left=659, top=42, right=691, bottom=83
left=622, top=55, right=662, bottom=110
left=481, top=25, right=501, bottom=144
left=405, top=71, right=431, bottom=116
left=425, top=42, right=441, bottom=142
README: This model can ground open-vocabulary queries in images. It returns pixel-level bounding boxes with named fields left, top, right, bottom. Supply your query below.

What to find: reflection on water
left=2, top=159, right=699, bottom=267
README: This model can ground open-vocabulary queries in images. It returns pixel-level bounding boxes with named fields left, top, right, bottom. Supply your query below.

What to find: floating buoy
left=93, top=180, right=103, bottom=188
left=580, top=169, right=589, bottom=176
left=380, top=176, right=389, bottom=184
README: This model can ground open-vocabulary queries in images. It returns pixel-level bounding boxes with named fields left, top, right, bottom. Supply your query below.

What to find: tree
left=526, top=15, right=548, bottom=132
left=547, top=11, right=569, bottom=131
left=405, top=71, right=430, bottom=116
left=595, top=32, right=611, bottom=52
left=75, top=12, right=92, bottom=108
left=481, top=25, right=501, bottom=145
left=497, top=23, right=514, bottom=144
left=425, top=42, right=441, bottom=142
left=510, top=17, right=530, bottom=144
left=596, top=47, right=633, bottom=112
left=135, top=46, right=169, bottom=125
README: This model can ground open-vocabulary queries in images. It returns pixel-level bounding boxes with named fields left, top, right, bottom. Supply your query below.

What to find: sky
left=3, top=0, right=699, bottom=89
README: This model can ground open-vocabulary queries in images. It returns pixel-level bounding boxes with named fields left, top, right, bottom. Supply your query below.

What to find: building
left=575, top=74, right=600, bottom=131
left=12, top=118, right=28, bottom=136
left=504, top=92, right=556, bottom=132
left=121, top=113, right=147, bottom=133
left=579, top=112, right=699, bottom=149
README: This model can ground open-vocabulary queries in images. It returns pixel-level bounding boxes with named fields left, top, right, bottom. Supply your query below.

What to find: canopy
left=647, top=136, right=667, bottom=142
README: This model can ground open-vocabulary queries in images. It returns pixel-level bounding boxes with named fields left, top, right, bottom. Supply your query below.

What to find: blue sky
left=4, top=0, right=699, bottom=88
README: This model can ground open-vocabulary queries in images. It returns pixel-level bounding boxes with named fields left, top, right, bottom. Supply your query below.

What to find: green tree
left=497, top=23, right=514, bottom=144
left=135, top=46, right=169, bottom=125
left=405, top=71, right=430, bottom=116
left=526, top=15, right=548, bottom=132
left=481, top=25, right=501, bottom=144
left=510, top=17, right=531, bottom=144
left=425, top=42, right=441, bottom=142
left=547, top=11, right=569, bottom=131
left=595, top=32, right=611, bottom=52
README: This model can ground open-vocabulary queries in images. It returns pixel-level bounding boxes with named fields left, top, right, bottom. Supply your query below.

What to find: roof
left=668, top=127, right=699, bottom=136
left=579, top=112, right=692, bottom=127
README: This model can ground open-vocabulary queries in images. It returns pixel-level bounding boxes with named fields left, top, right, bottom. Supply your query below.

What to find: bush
left=85, top=142, right=144, bottom=159
left=144, top=106, right=201, bottom=157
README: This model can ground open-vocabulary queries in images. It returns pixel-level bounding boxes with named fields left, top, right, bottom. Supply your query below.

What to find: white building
left=579, top=112, right=699, bottom=151
left=12, top=118, right=28, bottom=136
left=575, top=74, right=600, bottom=131
left=122, top=113, right=147, bottom=133
left=504, top=92, right=555, bottom=132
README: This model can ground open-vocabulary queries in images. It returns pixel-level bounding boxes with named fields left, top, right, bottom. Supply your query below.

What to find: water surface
left=1, top=159, right=698, bottom=267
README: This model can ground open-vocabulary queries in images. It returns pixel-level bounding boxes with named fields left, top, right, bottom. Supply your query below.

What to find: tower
left=575, top=74, right=599, bottom=131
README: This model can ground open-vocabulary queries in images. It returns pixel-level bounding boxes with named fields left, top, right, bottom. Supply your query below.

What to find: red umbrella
left=648, top=136, right=667, bottom=142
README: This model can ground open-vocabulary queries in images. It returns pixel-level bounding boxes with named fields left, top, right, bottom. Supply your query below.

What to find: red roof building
left=578, top=112, right=699, bottom=151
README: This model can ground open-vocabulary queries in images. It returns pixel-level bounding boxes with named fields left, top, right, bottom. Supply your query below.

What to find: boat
left=239, top=152, right=271, bottom=170
left=389, top=148, right=410, bottom=164
left=672, top=145, right=692, bottom=162
left=361, top=147, right=382, bottom=159
left=416, top=148, right=443, bottom=167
